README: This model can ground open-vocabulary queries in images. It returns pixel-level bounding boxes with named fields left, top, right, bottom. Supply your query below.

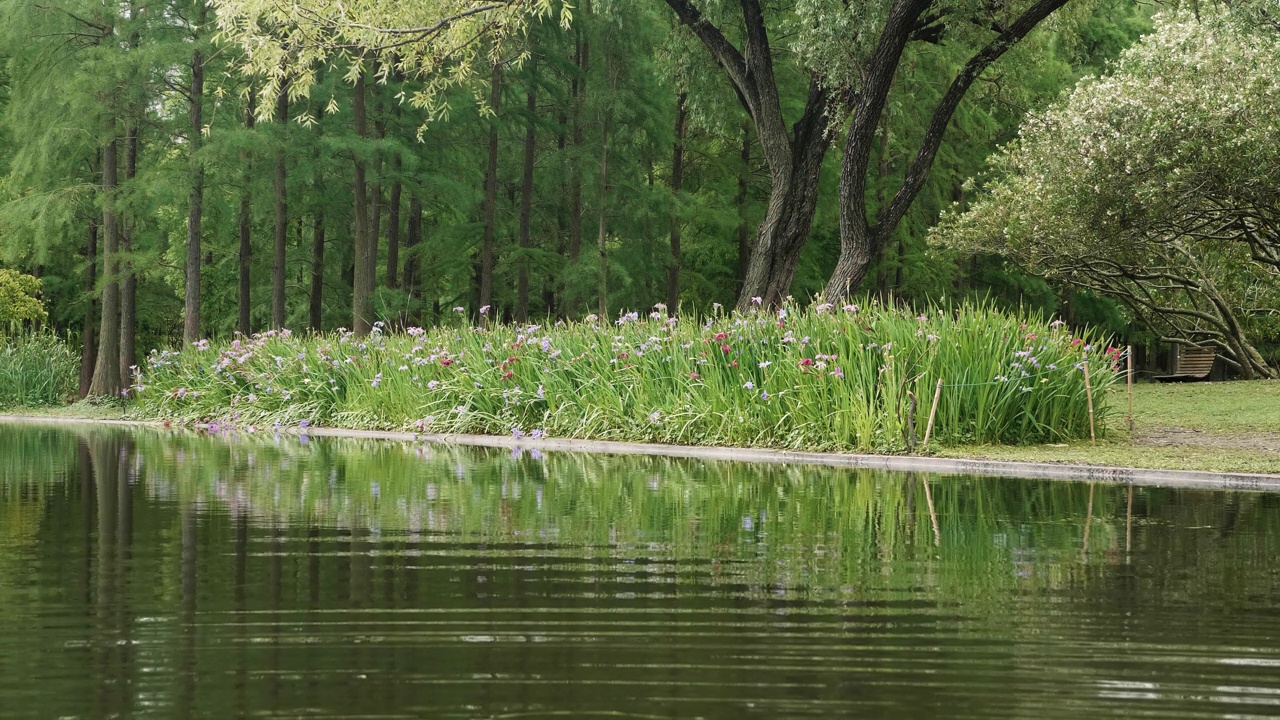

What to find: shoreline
left=3, top=413, right=1278, bottom=492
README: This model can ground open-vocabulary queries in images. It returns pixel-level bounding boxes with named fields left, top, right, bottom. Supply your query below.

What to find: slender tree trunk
left=516, top=59, right=537, bottom=323
left=183, top=29, right=205, bottom=346
left=404, top=195, right=422, bottom=303
left=567, top=25, right=587, bottom=282
left=478, top=62, right=502, bottom=318
left=366, top=93, right=387, bottom=298
left=597, top=109, right=610, bottom=319
left=238, top=93, right=256, bottom=336
left=271, top=87, right=289, bottom=329
left=119, top=123, right=137, bottom=391
left=352, top=73, right=372, bottom=335
left=309, top=210, right=325, bottom=332
left=79, top=219, right=98, bottom=399
left=385, top=172, right=401, bottom=289
left=89, top=141, right=121, bottom=398
left=667, top=92, right=686, bottom=312
left=736, top=123, right=751, bottom=293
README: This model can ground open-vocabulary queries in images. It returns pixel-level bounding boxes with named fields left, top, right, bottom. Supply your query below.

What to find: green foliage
left=0, top=331, right=78, bottom=407
left=937, top=13, right=1280, bottom=377
left=132, top=302, right=1120, bottom=449
left=0, top=269, right=45, bottom=326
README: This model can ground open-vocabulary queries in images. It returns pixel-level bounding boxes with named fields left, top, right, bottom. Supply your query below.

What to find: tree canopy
left=936, top=13, right=1280, bottom=377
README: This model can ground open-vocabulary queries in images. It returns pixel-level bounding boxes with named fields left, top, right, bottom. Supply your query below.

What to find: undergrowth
left=131, top=300, right=1121, bottom=452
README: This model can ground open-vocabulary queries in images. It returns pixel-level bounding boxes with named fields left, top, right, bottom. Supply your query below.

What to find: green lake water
left=2, top=424, right=1279, bottom=718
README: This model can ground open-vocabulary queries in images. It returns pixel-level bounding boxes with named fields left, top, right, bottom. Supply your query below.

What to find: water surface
left=2, top=424, right=1279, bottom=718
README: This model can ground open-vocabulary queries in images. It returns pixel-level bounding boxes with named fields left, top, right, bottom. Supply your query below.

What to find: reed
left=0, top=331, right=78, bottom=408
left=131, top=300, right=1122, bottom=451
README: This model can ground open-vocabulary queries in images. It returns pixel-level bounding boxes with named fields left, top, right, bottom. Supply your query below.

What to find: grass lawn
left=943, top=380, right=1280, bottom=474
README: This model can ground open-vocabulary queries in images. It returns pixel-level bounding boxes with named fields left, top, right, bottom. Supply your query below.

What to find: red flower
left=720, top=344, right=731, bottom=354
left=440, top=357, right=453, bottom=366
left=731, top=360, right=739, bottom=368
left=798, top=358, right=815, bottom=367
left=502, top=371, right=514, bottom=380
left=689, top=371, right=700, bottom=380
left=714, top=332, right=728, bottom=342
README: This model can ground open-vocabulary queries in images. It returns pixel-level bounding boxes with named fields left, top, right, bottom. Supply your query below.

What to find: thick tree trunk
left=89, top=141, right=121, bottom=399
left=736, top=123, right=751, bottom=293
left=516, top=59, right=537, bottom=323
left=309, top=210, right=325, bottom=332
left=271, top=87, right=289, bottom=329
left=119, top=122, right=137, bottom=391
left=385, top=173, right=401, bottom=289
left=825, top=0, right=1072, bottom=302
left=736, top=82, right=831, bottom=310
left=667, top=92, right=687, bottom=312
left=352, top=74, right=372, bottom=335
left=183, top=39, right=205, bottom=346
left=238, top=93, right=256, bottom=336
left=478, top=63, right=502, bottom=319
left=79, top=219, right=98, bottom=399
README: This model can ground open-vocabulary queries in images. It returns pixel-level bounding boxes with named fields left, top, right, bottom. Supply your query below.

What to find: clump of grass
left=0, top=331, right=79, bottom=408
left=131, top=300, right=1121, bottom=452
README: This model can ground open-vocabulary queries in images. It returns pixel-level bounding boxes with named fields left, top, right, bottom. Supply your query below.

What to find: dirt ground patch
left=1136, top=427, right=1280, bottom=453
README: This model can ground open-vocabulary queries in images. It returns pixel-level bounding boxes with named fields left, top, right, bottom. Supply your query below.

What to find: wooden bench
left=1154, top=345, right=1216, bottom=382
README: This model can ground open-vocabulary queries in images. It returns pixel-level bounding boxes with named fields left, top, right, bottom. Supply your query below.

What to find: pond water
left=2, top=424, right=1279, bottom=718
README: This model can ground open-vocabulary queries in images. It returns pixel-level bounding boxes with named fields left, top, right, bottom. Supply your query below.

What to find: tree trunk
left=478, top=62, right=502, bottom=319
left=183, top=33, right=205, bottom=346
left=119, top=122, right=138, bottom=391
left=404, top=195, right=422, bottom=306
left=88, top=141, right=121, bottom=398
left=597, top=92, right=611, bottom=319
left=271, top=87, right=289, bottom=329
left=567, top=22, right=588, bottom=303
left=367, top=92, right=387, bottom=299
left=351, top=73, right=372, bottom=335
left=385, top=173, right=401, bottom=289
left=825, top=0, right=1072, bottom=302
left=79, top=219, right=98, bottom=399
left=667, top=92, right=686, bottom=312
left=736, top=123, right=751, bottom=294
left=238, top=93, right=256, bottom=336
left=516, top=59, right=537, bottom=323
left=309, top=210, right=325, bottom=332
left=734, top=79, right=831, bottom=310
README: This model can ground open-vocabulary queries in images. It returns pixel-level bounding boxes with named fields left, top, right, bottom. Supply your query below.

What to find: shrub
left=132, top=301, right=1121, bottom=451
left=0, top=332, right=79, bottom=408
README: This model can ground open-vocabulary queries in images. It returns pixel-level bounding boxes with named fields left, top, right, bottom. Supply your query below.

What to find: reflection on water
left=2, top=424, right=1279, bottom=718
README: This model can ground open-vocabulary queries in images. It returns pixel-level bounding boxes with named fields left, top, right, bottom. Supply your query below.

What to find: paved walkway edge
left=3, top=414, right=1278, bottom=491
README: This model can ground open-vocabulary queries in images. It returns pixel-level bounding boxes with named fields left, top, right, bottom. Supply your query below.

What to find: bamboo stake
left=1083, top=359, right=1096, bottom=446
left=1126, top=345, right=1134, bottom=435
left=922, top=379, right=943, bottom=450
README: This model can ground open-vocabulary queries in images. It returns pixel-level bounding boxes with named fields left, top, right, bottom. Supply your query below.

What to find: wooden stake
left=1083, top=359, right=1096, bottom=446
left=1126, top=345, right=1134, bottom=435
left=922, top=379, right=943, bottom=451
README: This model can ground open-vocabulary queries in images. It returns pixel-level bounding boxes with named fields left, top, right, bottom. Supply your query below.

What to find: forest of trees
left=0, top=0, right=1150, bottom=397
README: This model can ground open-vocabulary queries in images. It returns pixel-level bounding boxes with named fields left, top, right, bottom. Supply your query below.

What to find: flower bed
left=132, top=301, right=1120, bottom=452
